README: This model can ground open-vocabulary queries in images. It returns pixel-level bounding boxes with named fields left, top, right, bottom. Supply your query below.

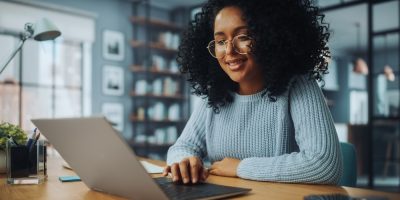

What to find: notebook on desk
left=31, top=116, right=251, bottom=200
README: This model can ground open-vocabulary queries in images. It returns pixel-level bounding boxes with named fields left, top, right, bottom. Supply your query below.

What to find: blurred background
left=0, top=0, right=399, bottom=192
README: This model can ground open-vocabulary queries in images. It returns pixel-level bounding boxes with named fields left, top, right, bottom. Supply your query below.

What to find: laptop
left=31, top=116, right=251, bottom=200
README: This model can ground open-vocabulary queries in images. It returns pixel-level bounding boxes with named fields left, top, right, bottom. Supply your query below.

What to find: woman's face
left=213, top=6, right=263, bottom=92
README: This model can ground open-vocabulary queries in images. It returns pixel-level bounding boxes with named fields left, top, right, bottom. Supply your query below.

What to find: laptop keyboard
left=156, top=178, right=201, bottom=199
left=154, top=177, right=250, bottom=200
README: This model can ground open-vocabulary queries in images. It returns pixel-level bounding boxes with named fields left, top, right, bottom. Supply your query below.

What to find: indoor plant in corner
left=0, top=122, right=27, bottom=173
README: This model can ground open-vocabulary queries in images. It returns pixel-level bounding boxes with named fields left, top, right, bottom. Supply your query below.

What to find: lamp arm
left=0, top=23, right=33, bottom=75
left=0, top=39, right=26, bottom=75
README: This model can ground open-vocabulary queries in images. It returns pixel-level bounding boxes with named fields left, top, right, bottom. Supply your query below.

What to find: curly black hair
left=177, top=0, right=330, bottom=112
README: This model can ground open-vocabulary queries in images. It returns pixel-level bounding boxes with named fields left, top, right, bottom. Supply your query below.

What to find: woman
left=162, top=0, right=343, bottom=185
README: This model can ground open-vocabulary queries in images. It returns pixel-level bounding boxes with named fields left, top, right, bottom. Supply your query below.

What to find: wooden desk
left=1, top=156, right=399, bottom=200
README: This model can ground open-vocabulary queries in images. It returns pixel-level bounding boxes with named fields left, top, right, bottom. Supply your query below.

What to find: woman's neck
left=238, top=81, right=265, bottom=95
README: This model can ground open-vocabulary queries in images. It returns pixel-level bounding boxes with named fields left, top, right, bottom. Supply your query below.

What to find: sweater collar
left=233, top=88, right=268, bottom=102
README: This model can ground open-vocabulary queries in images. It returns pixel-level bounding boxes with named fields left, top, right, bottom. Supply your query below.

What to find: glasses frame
left=206, top=34, right=253, bottom=59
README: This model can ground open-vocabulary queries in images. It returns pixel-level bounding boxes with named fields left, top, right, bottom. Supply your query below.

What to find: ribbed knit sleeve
left=236, top=75, right=343, bottom=184
left=166, top=100, right=208, bottom=165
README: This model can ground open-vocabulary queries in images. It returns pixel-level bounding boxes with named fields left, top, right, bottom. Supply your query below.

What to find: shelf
left=130, top=142, right=173, bottom=153
left=131, top=65, right=183, bottom=77
left=130, top=2, right=188, bottom=159
left=130, top=116, right=187, bottom=124
left=130, top=92, right=185, bottom=100
left=348, top=124, right=368, bottom=127
left=130, top=16, right=182, bottom=32
left=372, top=116, right=400, bottom=121
left=372, top=118, right=400, bottom=126
left=131, top=142, right=173, bottom=148
left=131, top=40, right=178, bottom=55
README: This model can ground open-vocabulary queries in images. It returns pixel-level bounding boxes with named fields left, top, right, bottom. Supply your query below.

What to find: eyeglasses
left=206, top=34, right=253, bottom=59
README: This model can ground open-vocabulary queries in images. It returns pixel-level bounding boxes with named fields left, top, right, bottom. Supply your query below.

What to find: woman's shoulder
left=191, top=96, right=215, bottom=114
left=287, top=73, right=324, bottom=102
left=288, top=73, right=319, bottom=90
left=192, top=96, right=208, bottom=107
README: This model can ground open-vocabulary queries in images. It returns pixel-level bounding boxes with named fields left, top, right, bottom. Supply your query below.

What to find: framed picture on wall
left=102, top=65, right=124, bottom=96
left=102, top=30, right=125, bottom=61
left=102, top=102, right=124, bottom=132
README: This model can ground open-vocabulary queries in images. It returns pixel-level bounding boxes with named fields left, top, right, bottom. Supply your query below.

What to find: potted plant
left=0, top=122, right=27, bottom=173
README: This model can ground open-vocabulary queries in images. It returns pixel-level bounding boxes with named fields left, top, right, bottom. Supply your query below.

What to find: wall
left=324, top=57, right=351, bottom=123
left=28, top=0, right=134, bottom=138
left=25, top=0, right=189, bottom=139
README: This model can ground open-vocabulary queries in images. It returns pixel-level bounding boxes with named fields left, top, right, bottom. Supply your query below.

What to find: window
left=0, top=33, right=86, bottom=131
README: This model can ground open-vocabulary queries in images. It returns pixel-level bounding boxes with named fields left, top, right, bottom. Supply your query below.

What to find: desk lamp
left=0, top=18, right=61, bottom=74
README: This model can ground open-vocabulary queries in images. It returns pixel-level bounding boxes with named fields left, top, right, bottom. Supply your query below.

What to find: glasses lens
left=207, top=36, right=252, bottom=58
left=234, top=35, right=252, bottom=54
left=207, top=41, right=217, bottom=58
left=208, top=40, right=227, bottom=58
left=214, top=40, right=226, bottom=58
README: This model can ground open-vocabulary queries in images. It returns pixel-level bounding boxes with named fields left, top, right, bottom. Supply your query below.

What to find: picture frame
left=101, top=102, right=124, bottom=132
left=102, top=30, right=125, bottom=61
left=102, top=65, right=124, bottom=96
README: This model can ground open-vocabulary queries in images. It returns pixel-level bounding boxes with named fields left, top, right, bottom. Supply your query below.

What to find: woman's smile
left=225, top=58, right=247, bottom=71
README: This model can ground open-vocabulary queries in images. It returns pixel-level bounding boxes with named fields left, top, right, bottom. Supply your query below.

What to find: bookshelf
left=130, top=0, right=189, bottom=160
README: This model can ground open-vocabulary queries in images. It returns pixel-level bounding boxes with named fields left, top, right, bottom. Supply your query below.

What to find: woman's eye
left=237, top=35, right=250, bottom=41
left=216, top=40, right=226, bottom=46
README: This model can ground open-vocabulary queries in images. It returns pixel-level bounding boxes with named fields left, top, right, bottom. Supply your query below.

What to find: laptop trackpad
left=154, top=177, right=251, bottom=200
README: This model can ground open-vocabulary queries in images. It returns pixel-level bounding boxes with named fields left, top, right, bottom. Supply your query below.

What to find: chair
left=338, top=142, right=357, bottom=187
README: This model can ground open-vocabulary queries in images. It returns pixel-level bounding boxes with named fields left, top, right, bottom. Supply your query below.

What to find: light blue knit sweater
left=167, top=75, right=343, bottom=184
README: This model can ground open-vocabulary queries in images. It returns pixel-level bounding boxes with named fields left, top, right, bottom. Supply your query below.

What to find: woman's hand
left=162, top=156, right=209, bottom=184
left=209, top=157, right=240, bottom=177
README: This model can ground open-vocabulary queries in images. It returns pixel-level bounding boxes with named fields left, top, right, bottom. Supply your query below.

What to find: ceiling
left=323, top=4, right=369, bottom=56
left=148, top=0, right=399, bottom=57
left=150, top=0, right=205, bottom=9
left=323, top=1, right=399, bottom=57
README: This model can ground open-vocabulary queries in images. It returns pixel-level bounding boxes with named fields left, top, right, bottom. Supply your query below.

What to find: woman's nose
left=225, top=41, right=236, bottom=56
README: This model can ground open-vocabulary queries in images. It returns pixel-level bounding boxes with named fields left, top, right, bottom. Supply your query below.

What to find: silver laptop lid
left=32, top=116, right=168, bottom=200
